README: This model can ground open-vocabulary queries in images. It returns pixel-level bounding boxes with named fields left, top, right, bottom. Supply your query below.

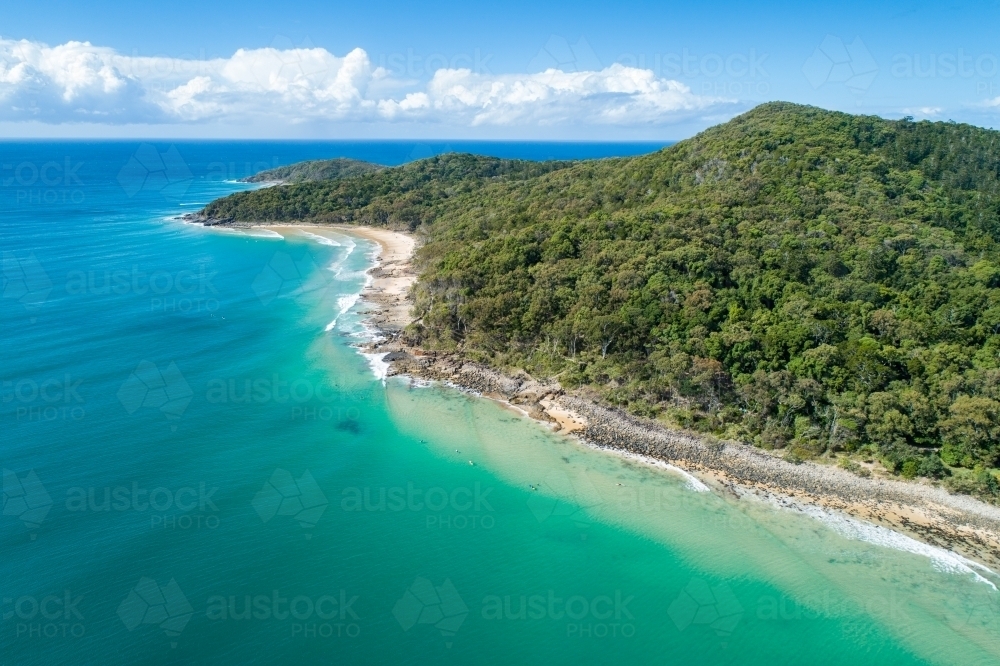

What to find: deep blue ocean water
left=3, top=141, right=1000, bottom=665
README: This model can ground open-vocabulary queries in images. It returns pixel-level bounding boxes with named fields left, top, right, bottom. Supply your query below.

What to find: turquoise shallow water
left=3, top=141, right=1000, bottom=664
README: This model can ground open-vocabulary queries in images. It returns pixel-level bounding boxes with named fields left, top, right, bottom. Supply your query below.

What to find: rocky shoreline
left=350, top=229, right=1000, bottom=571
left=180, top=213, right=253, bottom=227
left=188, top=217, right=1000, bottom=572
left=367, top=346, right=1000, bottom=569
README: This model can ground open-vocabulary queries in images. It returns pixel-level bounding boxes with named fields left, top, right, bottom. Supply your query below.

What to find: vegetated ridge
left=202, top=102, right=1000, bottom=501
left=241, top=157, right=385, bottom=184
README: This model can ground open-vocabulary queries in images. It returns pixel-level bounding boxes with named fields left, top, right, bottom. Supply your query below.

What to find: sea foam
left=324, top=292, right=362, bottom=332
left=246, top=229, right=284, bottom=239
left=362, top=352, right=390, bottom=382
left=775, top=500, right=999, bottom=589
left=298, top=230, right=342, bottom=247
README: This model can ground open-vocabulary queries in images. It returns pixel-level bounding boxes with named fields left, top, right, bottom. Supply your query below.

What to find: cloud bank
left=0, top=39, right=734, bottom=129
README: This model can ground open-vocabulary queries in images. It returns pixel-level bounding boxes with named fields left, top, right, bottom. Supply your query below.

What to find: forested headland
left=203, top=103, right=1000, bottom=500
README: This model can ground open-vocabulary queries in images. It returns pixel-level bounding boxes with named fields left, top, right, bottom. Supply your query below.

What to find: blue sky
left=3, top=0, right=1000, bottom=138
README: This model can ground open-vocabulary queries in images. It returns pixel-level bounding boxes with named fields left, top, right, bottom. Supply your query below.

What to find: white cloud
left=0, top=40, right=159, bottom=121
left=0, top=38, right=734, bottom=128
left=411, top=65, right=722, bottom=126
left=900, top=106, right=943, bottom=119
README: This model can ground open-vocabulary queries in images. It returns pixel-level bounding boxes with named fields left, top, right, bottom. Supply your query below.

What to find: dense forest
left=242, top=157, right=385, bottom=183
left=203, top=103, right=1000, bottom=497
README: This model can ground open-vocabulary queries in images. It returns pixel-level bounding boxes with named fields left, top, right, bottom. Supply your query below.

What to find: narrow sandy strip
left=323, top=225, right=417, bottom=336
left=224, top=223, right=417, bottom=334
left=192, top=218, right=1000, bottom=572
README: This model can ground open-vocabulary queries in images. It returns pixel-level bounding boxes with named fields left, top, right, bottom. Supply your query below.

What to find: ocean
left=3, top=140, right=1000, bottom=665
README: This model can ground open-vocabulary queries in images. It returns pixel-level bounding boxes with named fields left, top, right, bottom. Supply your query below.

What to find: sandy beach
left=330, top=225, right=416, bottom=336
left=201, top=221, right=418, bottom=335
left=192, top=217, right=1000, bottom=571
left=334, top=224, right=1000, bottom=572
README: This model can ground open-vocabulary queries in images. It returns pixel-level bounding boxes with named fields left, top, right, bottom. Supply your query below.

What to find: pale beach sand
left=320, top=225, right=416, bottom=335
left=335, top=225, right=1000, bottom=571
left=192, top=217, right=1000, bottom=571
left=254, top=224, right=418, bottom=335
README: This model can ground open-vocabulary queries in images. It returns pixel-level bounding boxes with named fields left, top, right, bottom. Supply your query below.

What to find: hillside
left=200, top=103, right=1000, bottom=497
left=208, top=155, right=572, bottom=225
left=241, top=157, right=385, bottom=183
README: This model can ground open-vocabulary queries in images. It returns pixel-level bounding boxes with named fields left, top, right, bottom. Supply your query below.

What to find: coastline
left=195, top=218, right=1000, bottom=573
left=332, top=224, right=417, bottom=338
left=380, top=350, right=1000, bottom=571
left=185, top=217, right=417, bottom=336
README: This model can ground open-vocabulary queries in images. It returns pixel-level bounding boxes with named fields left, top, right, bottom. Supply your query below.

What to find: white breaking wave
left=339, top=236, right=357, bottom=255
left=362, top=352, right=390, bottom=383
left=328, top=237, right=358, bottom=278
left=246, top=229, right=283, bottom=239
left=337, top=292, right=360, bottom=314
left=586, top=445, right=711, bottom=493
left=664, top=464, right=712, bottom=492
left=327, top=234, right=389, bottom=382
left=324, top=292, right=362, bottom=332
left=298, top=230, right=342, bottom=247
left=777, top=501, right=999, bottom=589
